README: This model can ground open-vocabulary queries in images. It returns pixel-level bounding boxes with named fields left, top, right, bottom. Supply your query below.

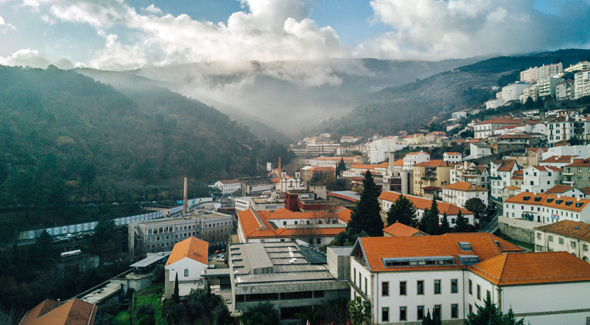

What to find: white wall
left=166, top=258, right=207, bottom=282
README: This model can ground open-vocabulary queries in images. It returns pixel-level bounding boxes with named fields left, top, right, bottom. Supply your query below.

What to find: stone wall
left=498, top=216, right=544, bottom=244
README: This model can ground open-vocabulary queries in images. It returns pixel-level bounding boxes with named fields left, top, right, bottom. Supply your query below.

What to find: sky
left=1, top=0, right=590, bottom=70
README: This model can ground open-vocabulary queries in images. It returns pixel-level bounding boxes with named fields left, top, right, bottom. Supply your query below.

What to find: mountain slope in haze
left=0, top=66, right=294, bottom=231
left=325, top=49, right=590, bottom=137
left=75, top=68, right=293, bottom=143
left=129, top=57, right=486, bottom=133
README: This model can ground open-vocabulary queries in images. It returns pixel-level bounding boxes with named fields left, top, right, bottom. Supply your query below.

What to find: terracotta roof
left=531, top=165, right=562, bottom=172
left=166, top=237, right=209, bottom=266
left=581, top=188, right=590, bottom=195
left=475, top=118, right=522, bottom=126
left=535, top=220, right=590, bottom=242
left=505, top=186, right=520, bottom=190
left=275, top=226, right=346, bottom=237
left=540, top=156, right=575, bottom=164
left=20, top=299, right=97, bottom=325
left=217, top=179, right=240, bottom=184
left=238, top=209, right=282, bottom=239
left=495, top=124, right=525, bottom=131
left=383, top=222, right=427, bottom=237
left=414, top=160, right=453, bottom=167
left=406, top=151, right=429, bottom=156
left=350, top=162, right=388, bottom=170
left=498, top=160, right=517, bottom=172
left=469, top=252, right=590, bottom=286
left=393, top=159, right=404, bottom=166
left=565, top=158, right=590, bottom=167
left=513, top=170, right=523, bottom=176
left=328, top=192, right=359, bottom=203
left=357, top=233, right=522, bottom=273
left=444, top=152, right=461, bottom=155
left=443, top=182, right=488, bottom=192
left=504, top=192, right=590, bottom=212
left=545, top=185, right=575, bottom=194
left=379, top=191, right=473, bottom=216
left=498, top=134, right=532, bottom=139
left=308, top=167, right=336, bottom=172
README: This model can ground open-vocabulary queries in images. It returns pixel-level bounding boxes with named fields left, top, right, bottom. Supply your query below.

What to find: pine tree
left=440, top=212, right=450, bottom=234
left=346, top=170, right=384, bottom=237
left=386, top=194, right=418, bottom=227
left=454, top=210, right=469, bottom=233
left=173, top=273, right=180, bottom=303
left=336, top=158, right=346, bottom=177
left=422, top=310, right=432, bottom=325
left=421, top=199, right=441, bottom=235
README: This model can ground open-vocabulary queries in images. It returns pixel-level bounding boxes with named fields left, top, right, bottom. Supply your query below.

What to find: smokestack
left=183, top=177, right=188, bottom=215
left=278, top=157, right=282, bottom=176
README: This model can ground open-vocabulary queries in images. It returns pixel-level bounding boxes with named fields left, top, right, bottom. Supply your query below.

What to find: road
left=479, top=199, right=503, bottom=234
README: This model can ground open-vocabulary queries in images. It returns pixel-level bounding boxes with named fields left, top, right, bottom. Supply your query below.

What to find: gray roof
left=327, top=246, right=353, bottom=256
left=130, top=251, right=170, bottom=268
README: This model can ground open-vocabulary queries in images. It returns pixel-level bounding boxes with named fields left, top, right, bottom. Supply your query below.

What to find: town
left=15, top=60, right=590, bottom=325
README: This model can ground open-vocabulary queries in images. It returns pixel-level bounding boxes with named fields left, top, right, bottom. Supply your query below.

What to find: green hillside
left=0, top=65, right=292, bottom=237
left=326, top=49, right=590, bottom=137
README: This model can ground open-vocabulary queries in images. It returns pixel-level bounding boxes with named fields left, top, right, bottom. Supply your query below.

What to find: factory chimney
left=183, top=177, right=188, bottom=215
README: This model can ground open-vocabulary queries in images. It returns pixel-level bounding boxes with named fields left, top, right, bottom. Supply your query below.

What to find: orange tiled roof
left=545, top=185, right=575, bottom=194
left=540, top=156, right=575, bottom=164
left=414, top=160, right=453, bottom=167
left=166, top=237, right=209, bottom=266
left=379, top=191, right=473, bottom=216
left=357, top=233, right=522, bottom=273
left=535, top=220, right=590, bottom=242
left=393, top=159, right=404, bottom=166
left=406, top=151, right=429, bottom=156
left=475, top=118, right=522, bottom=126
left=444, top=152, right=461, bottom=155
left=350, top=163, right=388, bottom=170
left=580, top=188, right=590, bottom=195
left=20, top=299, right=97, bottom=325
left=443, top=181, right=488, bottom=192
left=275, top=227, right=346, bottom=237
left=505, top=186, right=520, bottom=190
left=565, top=158, right=590, bottom=167
left=469, top=252, right=590, bottom=286
left=238, top=209, right=281, bottom=239
left=531, top=165, right=562, bottom=172
left=504, top=192, right=590, bottom=212
left=498, top=160, right=517, bottom=172
left=383, top=222, right=427, bottom=237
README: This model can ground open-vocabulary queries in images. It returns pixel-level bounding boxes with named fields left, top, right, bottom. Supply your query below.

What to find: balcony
left=422, top=176, right=437, bottom=181
left=563, top=170, right=573, bottom=176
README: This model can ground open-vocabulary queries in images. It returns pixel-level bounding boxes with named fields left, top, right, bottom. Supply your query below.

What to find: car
left=208, top=256, right=213, bottom=261
left=216, top=256, right=225, bottom=262
left=213, top=250, right=221, bottom=254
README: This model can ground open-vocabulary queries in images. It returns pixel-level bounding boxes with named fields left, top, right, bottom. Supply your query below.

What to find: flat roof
left=130, top=251, right=170, bottom=268
left=80, top=282, right=122, bottom=305
left=328, top=191, right=361, bottom=202
left=328, top=246, right=354, bottom=256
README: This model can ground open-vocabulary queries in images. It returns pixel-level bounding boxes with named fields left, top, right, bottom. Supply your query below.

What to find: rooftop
left=165, top=237, right=209, bottom=266
left=535, top=220, right=590, bottom=242
left=379, top=191, right=473, bottom=216
left=443, top=182, right=488, bottom=192
left=565, top=158, right=590, bottom=167
left=504, top=192, right=590, bottom=212
left=383, top=222, right=428, bottom=237
left=328, top=191, right=360, bottom=203
left=20, top=299, right=97, bottom=325
left=545, top=185, right=576, bottom=194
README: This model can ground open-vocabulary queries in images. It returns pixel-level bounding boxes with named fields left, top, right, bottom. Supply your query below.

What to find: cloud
left=142, top=4, right=161, bottom=16
left=357, top=0, right=590, bottom=60
left=0, top=15, right=16, bottom=33
left=0, top=48, right=81, bottom=69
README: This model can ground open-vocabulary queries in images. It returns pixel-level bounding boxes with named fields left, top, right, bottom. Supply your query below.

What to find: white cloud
left=358, top=0, right=590, bottom=60
left=142, top=4, right=162, bottom=16
left=0, top=15, right=16, bottom=33
left=0, top=48, right=82, bottom=69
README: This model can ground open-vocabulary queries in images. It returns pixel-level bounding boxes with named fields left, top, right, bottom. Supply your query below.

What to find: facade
left=240, top=177, right=275, bottom=194
left=214, top=179, right=242, bottom=195
left=536, top=62, right=563, bottom=80
left=501, top=82, right=529, bottom=102
left=556, top=79, right=574, bottom=100
left=520, top=67, right=537, bottom=83
left=442, top=182, right=489, bottom=208
left=412, top=160, right=454, bottom=197
left=503, top=191, right=590, bottom=224
left=379, top=191, right=475, bottom=228
left=164, top=237, right=209, bottom=299
left=563, top=159, right=590, bottom=188
left=474, top=117, right=522, bottom=139
left=490, top=160, right=519, bottom=200
left=564, top=61, right=590, bottom=73
left=534, top=220, right=590, bottom=263
left=226, top=242, right=350, bottom=322
left=537, top=77, right=564, bottom=98
left=484, top=98, right=506, bottom=110
left=520, top=165, right=563, bottom=194
left=574, top=69, right=590, bottom=99
left=450, top=162, right=489, bottom=190
left=367, top=136, right=404, bottom=164
left=403, top=150, right=430, bottom=171
left=443, top=152, right=462, bottom=164
left=545, top=184, right=585, bottom=199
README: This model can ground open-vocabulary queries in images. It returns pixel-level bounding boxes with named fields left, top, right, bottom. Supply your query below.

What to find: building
left=451, top=111, right=468, bottom=120
left=403, top=150, right=430, bottom=171
left=542, top=145, right=590, bottom=160
left=226, top=242, right=350, bottom=322
left=501, top=82, right=529, bottom=101
left=164, top=237, right=209, bottom=299
left=383, top=222, right=428, bottom=237
left=128, top=210, right=233, bottom=258
left=564, top=61, right=590, bottom=73
left=379, top=191, right=475, bottom=228
left=442, top=182, right=489, bottom=208
left=214, top=179, right=242, bottom=195
left=20, top=298, right=97, bottom=325
left=520, top=165, right=563, bottom=194
left=412, top=160, right=454, bottom=197
left=340, top=136, right=362, bottom=143
left=537, top=62, right=563, bottom=80
left=490, top=160, right=519, bottom=200
left=534, top=220, right=590, bottom=262
left=556, top=79, right=574, bottom=100
left=300, top=166, right=335, bottom=185
left=450, top=162, right=489, bottom=190
left=484, top=98, right=506, bottom=110
left=382, top=151, right=413, bottom=195
left=367, top=137, right=404, bottom=164
left=539, top=155, right=576, bottom=169
left=574, top=69, right=590, bottom=99
left=563, top=158, right=590, bottom=188
left=240, top=177, right=275, bottom=194
left=503, top=191, right=590, bottom=224
left=474, top=117, right=522, bottom=139
left=443, top=152, right=462, bottom=164
left=545, top=184, right=585, bottom=199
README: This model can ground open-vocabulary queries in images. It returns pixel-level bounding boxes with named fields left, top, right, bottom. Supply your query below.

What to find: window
left=572, top=241, right=577, bottom=248
left=486, top=290, right=491, bottom=300
left=451, top=279, right=458, bottom=293
left=451, top=304, right=459, bottom=318
left=469, top=280, right=473, bottom=295
left=559, top=238, right=564, bottom=244
left=382, top=308, right=389, bottom=322
left=399, top=307, right=407, bottom=321
left=184, top=269, right=189, bottom=277
left=353, top=268, right=356, bottom=284
left=400, top=281, right=407, bottom=295
left=469, top=304, right=473, bottom=315
left=584, top=244, right=589, bottom=252
left=549, top=235, right=553, bottom=242
left=417, top=280, right=424, bottom=295
left=537, top=233, right=541, bottom=239
left=382, top=282, right=389, bottom=296
left=417, top=306, right=424, bottom=320
left=434, top=280, right=441, bottom=294
left=434, top=305, right=441, bottom=319
left=365, top=278, right=368, bottom=294
left=477, top=284, right=481, bottom=300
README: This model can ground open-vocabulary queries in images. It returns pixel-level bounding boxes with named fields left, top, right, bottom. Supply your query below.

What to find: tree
left=465, top=296, right=526, bottom=325
left=454, top=210, right=472, bottom=233
left=213, top=304, right=234, bottom=325
left=386, top=194, right=418, bottom=227
left=347, top=297, right=371, bottom=325
left=240, top=302, right=279, bottom=325
left=346, top=171, right=383, bottom=237
left=420, top=199, right=440, bottom=235
left=173, top=273, right=179, bottom=303
left=523, top=96, right=534, bottom=109
left=465, top=198, right=486, bottom=223
left=136, top=304, right=155, bottom=320
left=440, top=212, right=450, bottom=234
left=166, top=303, right=185, bottom=325
left=185, top=288, right=216, bottom=321
left=336, top=158, right=346, bottom=177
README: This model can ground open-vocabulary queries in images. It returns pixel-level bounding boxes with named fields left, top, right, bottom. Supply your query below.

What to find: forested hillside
left=0, top=65, right=292, bottom=238
left=326, top=49, right=590, bottom=136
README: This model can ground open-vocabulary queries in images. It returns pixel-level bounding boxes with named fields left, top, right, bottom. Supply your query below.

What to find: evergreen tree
left=454, top=210, right=470, bottom=233
left=465, top=296, right=526, bottom=325
left=440, top=212, right=450, bottom=234
left=421, top=199, right=440, bottom=235
left=422, top=310, right=432, bottom=325
left=173, top=273, right=179, bottom=303
left=346, top=171, right=383, bottom=237
left=386, top=194, right=418, bottom=227
left=336, top=158, right=346, bottom=177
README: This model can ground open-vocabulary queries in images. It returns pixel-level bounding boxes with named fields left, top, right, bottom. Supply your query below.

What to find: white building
left=501, top=82, right=529, bottom=102
left=366, top=137, right=406, bottom=164
left=537, top=62, right=563, bottom=80
left=556, top=80, right=574, bottom=100
left=214, top=179, right=242, bottom=195
left=520, top=67, right=537, bottom=83
left=164, top=237, right=209, bottom=298
left=503, top=191, right=590, bottom=224
left=349, top=233, right=590, bottom=325
left=474, top=117, right=522, bottom=139
left=542, top=145, right=590, bottom=161
left=485, top=98, right=506, bottom=110
left=340, top=136, right=362, bottom=143
left=537, top=77, right=564, bottom=98
left=450, top=162, right=489, bottom=190
left=520, top=166, right=563, bottom=194
left=403, top=151, right=430, bottom=171
left=534, top=220, right=590, bottom=263
left=452, top=111, right=468, bottom=119
left=442, top=182, right=488, bottom=208
left=564, top=61, right=590, bottom=73
left=443, top=152, right=462, bottom=164
left=575, top=69, right=590, bottom=99
left=468, top=143, right=492, bottom=159
left=490, top=160, right=519, bottom=200
left=544, top=185, right=585, bottom=199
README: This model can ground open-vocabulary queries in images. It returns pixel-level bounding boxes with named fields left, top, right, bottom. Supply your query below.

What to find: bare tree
left=292, top=205, right=339, bottom=246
